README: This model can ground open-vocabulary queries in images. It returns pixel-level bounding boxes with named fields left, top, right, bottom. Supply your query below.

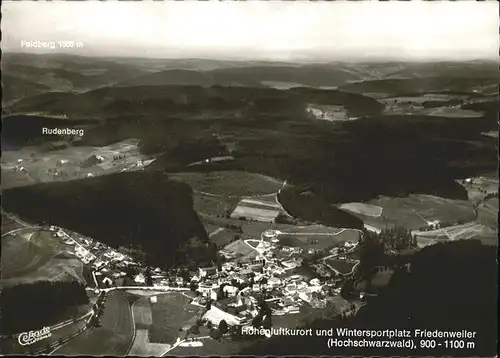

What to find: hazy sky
left=2, top=1, right=499, bottom=61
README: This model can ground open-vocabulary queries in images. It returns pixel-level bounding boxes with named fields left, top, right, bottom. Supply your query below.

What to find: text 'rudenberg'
left=42, top=127, right=84, bottom=136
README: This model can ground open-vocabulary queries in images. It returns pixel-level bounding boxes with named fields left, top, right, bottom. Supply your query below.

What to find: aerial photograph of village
left=1, top=1, right=498, bottom=357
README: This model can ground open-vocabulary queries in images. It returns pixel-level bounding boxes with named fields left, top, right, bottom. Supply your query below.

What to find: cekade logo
left=18, top=327, right=52, bottom=346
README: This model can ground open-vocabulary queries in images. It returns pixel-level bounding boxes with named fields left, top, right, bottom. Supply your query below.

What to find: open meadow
left=1, top=230, right=86, bottom=287
left=149, top=293, right=200, bottom=345
left=1, top=139, right=153, bottom=189
left=411, top=221, right=497, bottom=247
left=126, top=293, right=173, bottom=356
left=356, top=194, right=476, bottom=231
left=338, top=203, right=383, bottom=217
left=55, top=290, right=134, bottom=356
left=169, top=171, right=283, bottom=197
left=277, top=228, right=360, bottom=250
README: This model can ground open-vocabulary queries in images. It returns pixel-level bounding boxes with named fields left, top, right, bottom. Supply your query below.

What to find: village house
left=197, top=283, right=213, bottom=296
left=267, top=276, right=282, bottom=288
left=153, top=280, right=169, bottom=287
left=223, top=285, right=239, bottom=297
left=176, top=277, right=185, bottom=286
left=203, top=303, right=246, bottom=326
left=93, top=260, right=105, bottom=269
left=198, top=266, right=218, bottom=278
left=134, top=273, right=146, bottom=284
left=248, top=262, right=264, bottom=272
left=252, top=283, right=261, bottom=292
left=102, top=277, right=113, bottom=286
left=282, top=260, right=298, bottom=269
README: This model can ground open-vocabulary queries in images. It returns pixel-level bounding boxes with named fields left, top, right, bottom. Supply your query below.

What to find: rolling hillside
left=117, top=64, right=368, bottom=88
left=338, top=77, right=499, bottom=96
left=2, top=75, right=51, bottom=105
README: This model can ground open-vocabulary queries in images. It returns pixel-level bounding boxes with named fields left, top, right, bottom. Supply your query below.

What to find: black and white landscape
left=1, top=1, right=498, bottom=357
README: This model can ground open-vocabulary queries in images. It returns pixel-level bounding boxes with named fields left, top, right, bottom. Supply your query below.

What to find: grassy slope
left=55, top=290, right=133, bottom=356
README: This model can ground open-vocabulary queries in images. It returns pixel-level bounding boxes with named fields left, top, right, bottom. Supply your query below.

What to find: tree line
left=1, top=281, right=89, bottom=335
left=3, top=172, right=217, bottom=269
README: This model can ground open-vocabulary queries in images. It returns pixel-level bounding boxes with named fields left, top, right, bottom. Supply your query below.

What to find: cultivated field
left=149, top=293, right=199, bottom=345
left=1, top=230, right=85, bottom=287
left=128, top=329, right=170, bottom=357
left=169, top=171, right=283, bottom=197
left=338, top=203, right=383, bottom=217
left=1, top=139, right=153, bottom=189
left=230, top=206, right=280, bottom=222
left=126, top=295, right=172, bottom=356
left=411, top=222, right=497, bottom=247
left=132, top=298, right=154, bottom=328
left=277, top=228, right=360, bottom=250
left=55, top=290, right=133, bottom=356
left=230, top=198, right=282, bottom=222
left=357, top=194, right=476, bottom=231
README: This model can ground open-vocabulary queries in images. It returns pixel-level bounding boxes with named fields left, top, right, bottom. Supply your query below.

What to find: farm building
left=203, top=305, right=245, bottom=326
left=199, top=266, right=218, bottom=277
left=134, top=273, right=146, bottom=283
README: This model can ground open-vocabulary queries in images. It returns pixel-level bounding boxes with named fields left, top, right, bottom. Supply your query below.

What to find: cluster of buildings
left=195, top=264, right=335, bottom=328
left=46, top=220, right=362, bottom=330
left=305, top=105, right=351, bottom=121
left=49, top=225, right=140, bottom=279
left=184, top=235, right=361, bottom=327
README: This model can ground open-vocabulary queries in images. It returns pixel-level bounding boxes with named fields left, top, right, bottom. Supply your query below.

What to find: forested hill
left=2, top=171, right=213, bottom=268
left=7, top=84, right=385, bottom=118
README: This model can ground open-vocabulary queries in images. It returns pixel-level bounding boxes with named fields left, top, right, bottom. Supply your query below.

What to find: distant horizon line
left=4, top=50, right=499, bottom=64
